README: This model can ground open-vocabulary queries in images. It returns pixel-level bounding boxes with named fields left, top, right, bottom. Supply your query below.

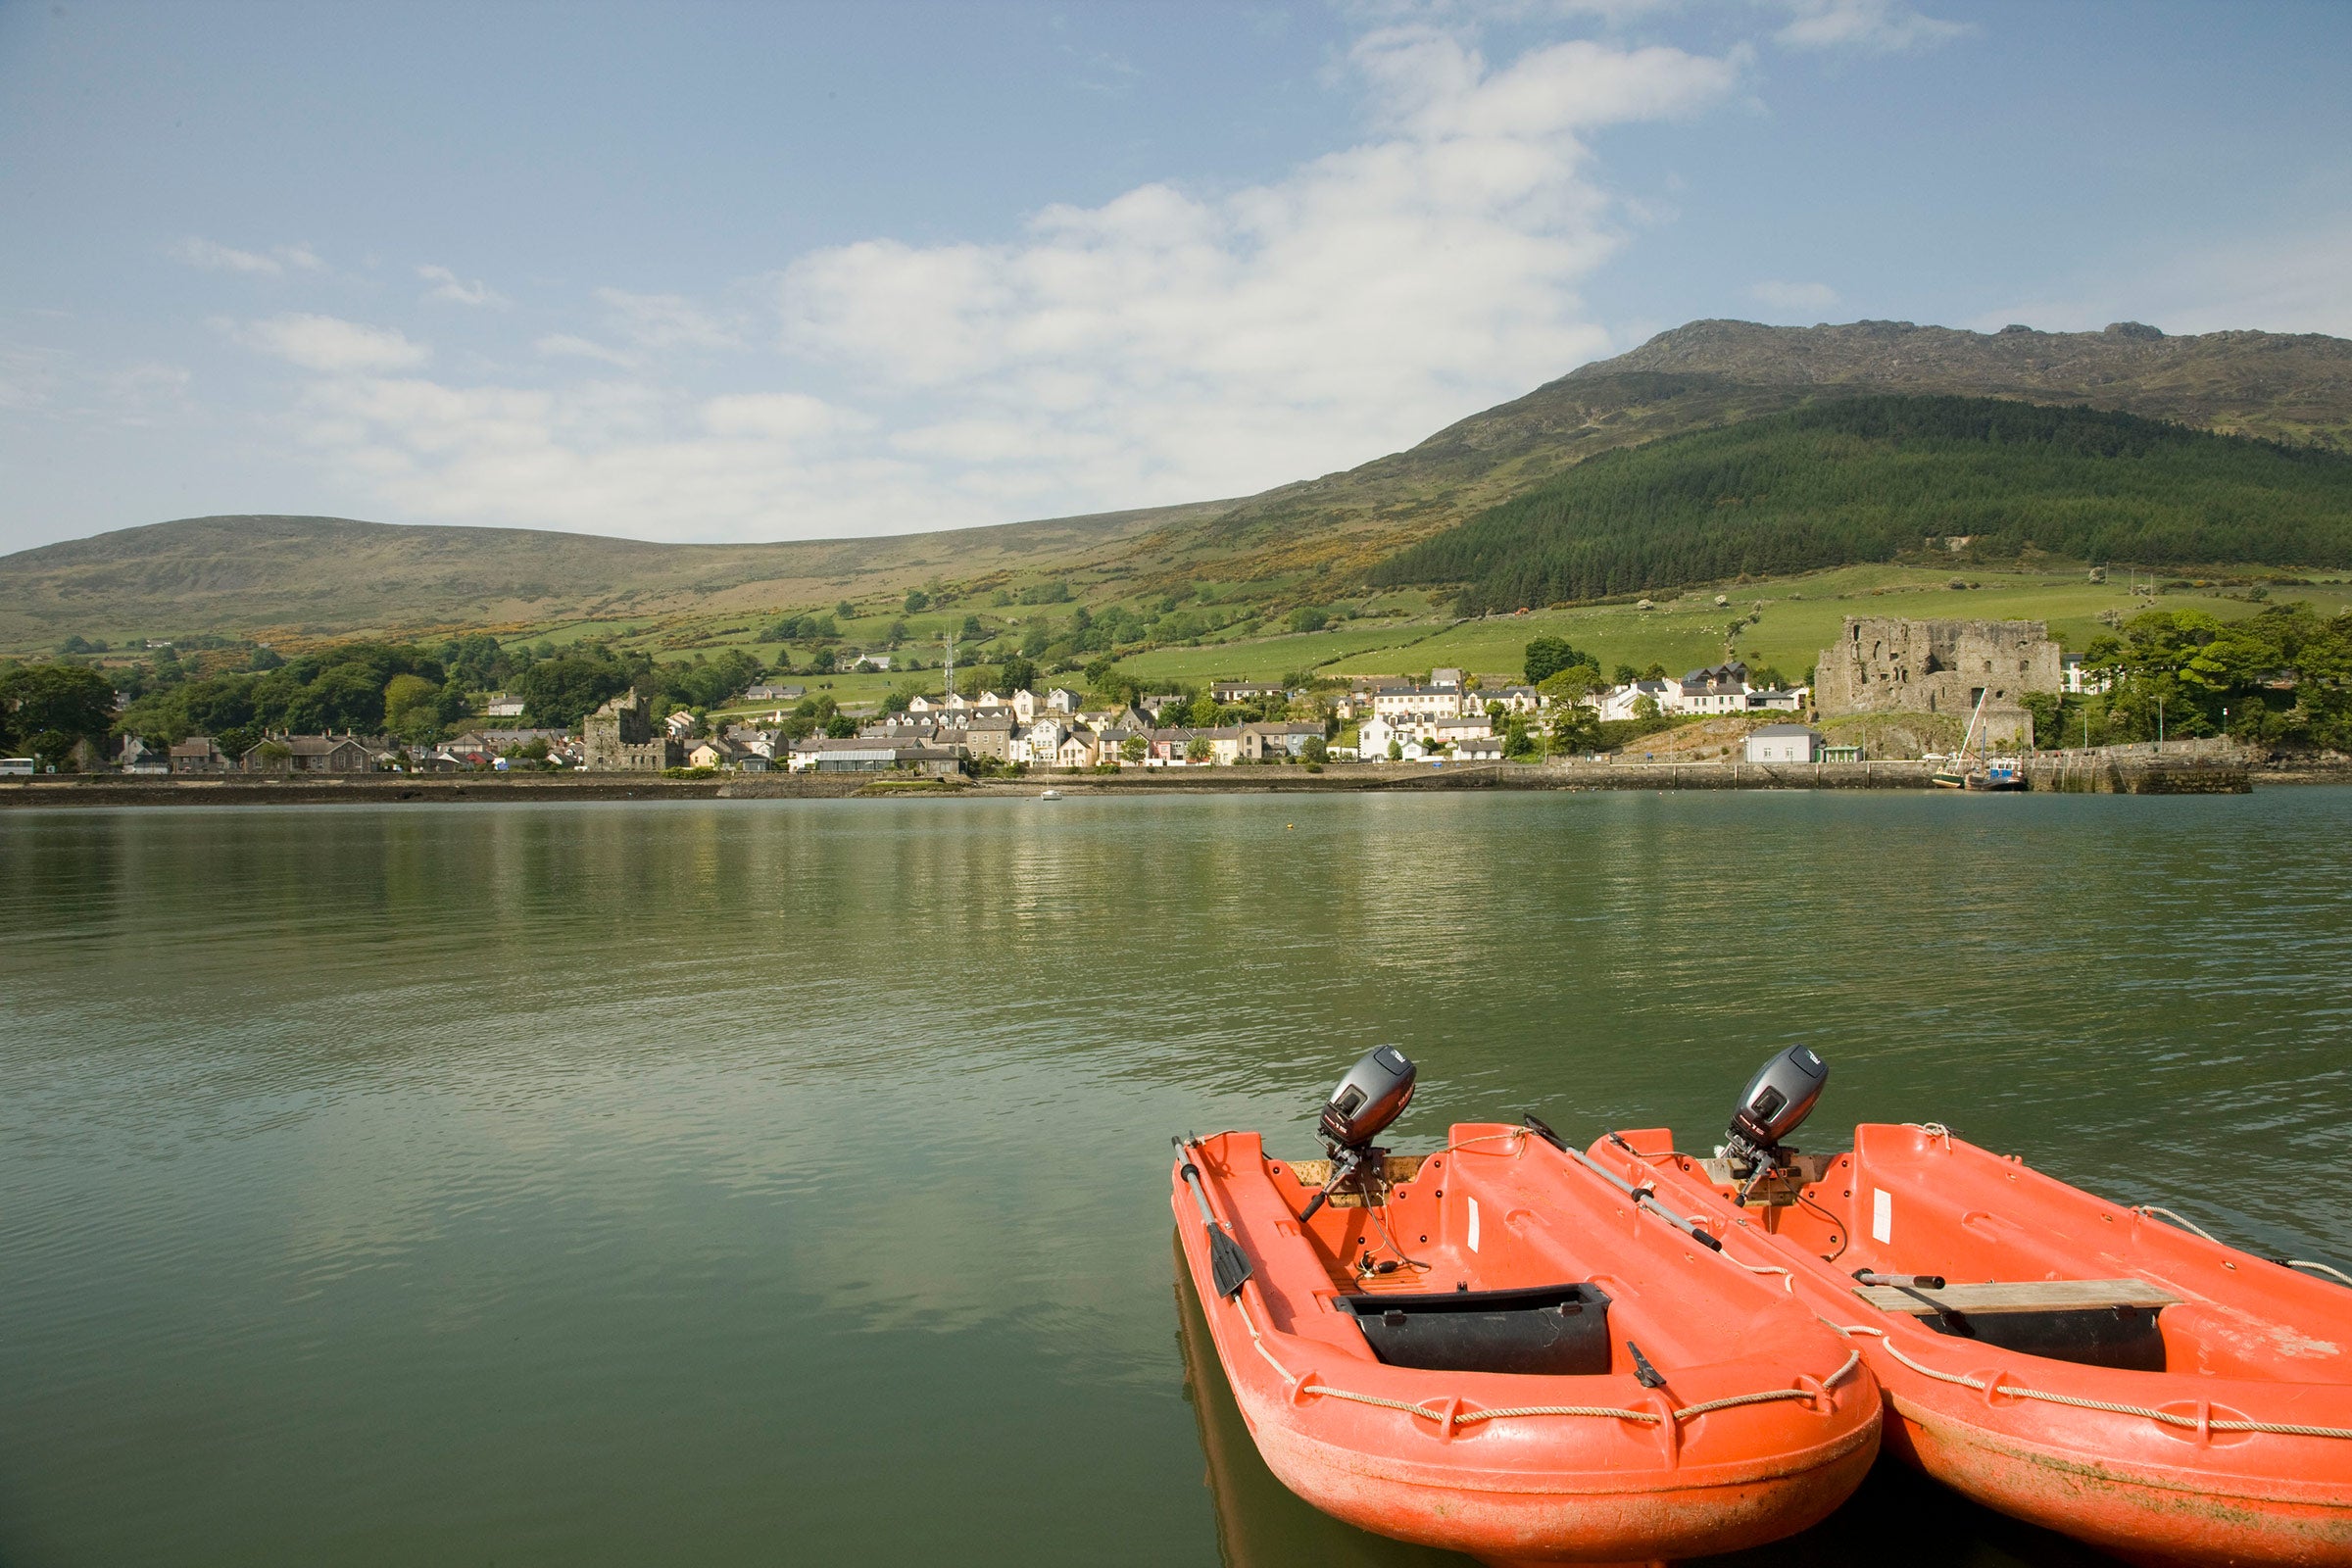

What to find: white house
left=1453, top=735, right=1506, bottom=761
left=1372, top=684, right=1462, bottom=720
left=1598, top=680, right=1670, bottom=720
left=486, top=693, right=526, bottom=718
left=664, top=710, right=698, bottom=737
left=1744, top=687, right=1807, bottom=712
left=2061, top=652, right=2111, bottom=695
left=1046, top=687, right=1082, bottom=712
left=1488, top=685, right=1544, bottom=713
left=1430, top=667, right=1464, bottom=690
left=1429, top=713, right=1494, bottom=744
left=1668, top=662, right=1750, bottom=715
left=1744, top=724, right=1825, bottom=763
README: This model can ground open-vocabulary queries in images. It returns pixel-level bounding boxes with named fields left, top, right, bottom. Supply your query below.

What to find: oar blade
left=1208, top=1226, right=1253, bottom=1298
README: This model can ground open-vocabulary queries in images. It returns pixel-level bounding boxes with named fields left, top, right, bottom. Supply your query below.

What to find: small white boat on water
left=1040, top=789, right=1062, bottom=801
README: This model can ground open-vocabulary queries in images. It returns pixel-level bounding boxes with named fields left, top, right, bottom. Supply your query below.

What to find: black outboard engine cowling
left=1299, top=1046, right=1416, bottom=1222
left=1319, top=1045, right=1416, bottom=1150
left=1725, top=1045, right=1828, bottom=1200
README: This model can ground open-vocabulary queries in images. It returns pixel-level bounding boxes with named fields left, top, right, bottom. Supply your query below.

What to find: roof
left=1751, top=724, right=1823, bottom=739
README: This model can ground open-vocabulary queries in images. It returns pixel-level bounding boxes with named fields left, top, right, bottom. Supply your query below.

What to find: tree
left=886, top=620, right=909, bottom=646
left=835, top=601, right=857, bottom=621
left=1187, top=688, right=1223, bottom=727
left=513, top=652, right=632, bottom=730
left=808, top=647, right=837, bottom=674
left=1611, top=663, right=1639, bottom=685
left=959, top=614, right=984, bottom=641
left=1537, top=663, right=1601, bottom=705
left=1387, top=739, right=1403, bottom=760
left=1120, top=735, right=1147, bottom=764
left=1301, top=734, right=1329, bottom=763
left=1287, top=606, right=1329, bottom=634
left=824, top=714, right=857, bottom=738
left=383, top=673, right=444, bottom=744
left=0, top=663, right=116, bottom=765
left=1185, top=736, right=1212, bottom=762
left=1524, top=636, right=1589, bottom=685
left=997, top=655, right=1038, bottom=693
left=904, top=589, right=930, bottom=613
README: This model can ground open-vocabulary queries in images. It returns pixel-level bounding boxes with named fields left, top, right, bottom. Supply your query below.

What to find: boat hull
left=1595, top=1124, right=2352, bottom=1567
left=1172, top=1125, right=1882, bottom=1566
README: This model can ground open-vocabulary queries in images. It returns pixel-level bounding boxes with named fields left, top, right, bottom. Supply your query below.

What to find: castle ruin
left=582, top=693, right=682, bottom=771
left=1813, top=616, right=2062, bottom=749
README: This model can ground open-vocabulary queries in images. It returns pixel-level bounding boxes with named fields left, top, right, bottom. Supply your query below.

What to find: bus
left=0, top=758, right=35, bottom=775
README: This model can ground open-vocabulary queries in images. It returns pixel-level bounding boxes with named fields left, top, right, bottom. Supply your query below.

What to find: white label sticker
left=1872, top=1188, right=1892, bottom=1245
left=1467, top=1196, right=1481, bottom=1253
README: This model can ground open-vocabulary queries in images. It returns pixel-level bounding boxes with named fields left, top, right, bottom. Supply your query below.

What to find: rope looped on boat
left=1836, top=1325, right=2352, bottom=1442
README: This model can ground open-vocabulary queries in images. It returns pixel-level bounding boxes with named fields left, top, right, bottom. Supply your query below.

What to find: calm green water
left=2, top=792, right=2348, bottom=1568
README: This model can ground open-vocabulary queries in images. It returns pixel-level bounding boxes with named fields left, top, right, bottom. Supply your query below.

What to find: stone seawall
left=0, top=750, right=2266, bottom=806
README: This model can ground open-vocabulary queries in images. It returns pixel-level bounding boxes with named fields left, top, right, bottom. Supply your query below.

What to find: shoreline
left=0, top=750, right=2302, bottom=808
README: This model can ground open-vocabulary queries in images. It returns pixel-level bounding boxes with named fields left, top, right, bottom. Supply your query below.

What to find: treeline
left=2040, top=602, right=2352, bottom=751
left=1372, top=397, right=2352, bottom=613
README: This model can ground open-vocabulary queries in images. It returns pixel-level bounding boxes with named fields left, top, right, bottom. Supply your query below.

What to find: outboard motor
left=1724, top=1045, right=1828, bottom=1202
left=1299, top=1046, right=1416, bottom=1220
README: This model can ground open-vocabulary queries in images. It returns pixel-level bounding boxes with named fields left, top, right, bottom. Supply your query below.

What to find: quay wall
left=0, top=749, right=2260, bottom=806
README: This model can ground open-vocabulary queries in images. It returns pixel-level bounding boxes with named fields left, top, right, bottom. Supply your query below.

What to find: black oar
left=1174, top=1136, right=1254, bottom=1299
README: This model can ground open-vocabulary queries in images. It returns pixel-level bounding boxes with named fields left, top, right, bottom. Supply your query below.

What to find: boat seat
left=1855, top=1278, right=2182, bottom=1315
left=1859, top=1278, right=2182, bottom=1372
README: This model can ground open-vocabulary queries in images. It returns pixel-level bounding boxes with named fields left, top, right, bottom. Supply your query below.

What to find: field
left=480, top=560, right=2352, bottom=720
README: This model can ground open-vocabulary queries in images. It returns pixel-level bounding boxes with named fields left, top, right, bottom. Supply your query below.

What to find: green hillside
left=1371, top=397, right=2352, bottom=612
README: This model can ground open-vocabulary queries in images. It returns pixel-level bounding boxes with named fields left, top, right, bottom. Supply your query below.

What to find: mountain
left=1370, top=395, right=2352, bottom=612
left=6, top=318, right=2351, bottom=649
left=0, top=501, right=1234, bottom=648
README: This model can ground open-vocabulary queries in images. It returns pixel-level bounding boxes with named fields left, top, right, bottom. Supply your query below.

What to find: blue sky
left=2, top=0, right=2348, bottom=554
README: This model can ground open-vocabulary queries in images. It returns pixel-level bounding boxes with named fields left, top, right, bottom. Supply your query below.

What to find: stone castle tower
left=1813, top=616, right=2062, bottom=749
left=582, top=692, right=680, bottom=771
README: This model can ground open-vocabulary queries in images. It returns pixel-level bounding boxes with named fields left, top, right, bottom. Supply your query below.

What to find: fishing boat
left=1932, top=691, right=2027, bottom=791
left=1594, top=1047, right=2352, bottom=1567
left=1039, top=788, right=1061, bottom=800
left=1171, top=1048, right=1882, bottom=1567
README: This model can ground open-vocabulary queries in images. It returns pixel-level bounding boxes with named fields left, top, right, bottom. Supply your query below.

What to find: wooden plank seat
left=1857, top=1278, right=2184, bottom=1316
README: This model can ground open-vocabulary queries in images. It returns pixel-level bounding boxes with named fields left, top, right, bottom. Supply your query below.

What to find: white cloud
left=238, top=314, right=431, bottom=372
left=535, top=333, right=637, bottom=367
left=1748, top=279, right=1839, bottom=310
left=417, top=264, right=507, bottom=308
left=215, top=26, right=1753, bottom=542
left=170, top=237, right=325, bottom=276
left=774, top=27, right=1745, bottom=517
left=1774, top=0, right=1969, bottom=53
left=595, top=288, right=737, bottom=350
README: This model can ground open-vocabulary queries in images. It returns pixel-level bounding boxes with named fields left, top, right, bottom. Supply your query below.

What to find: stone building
left=582, top=693, right=682, bottom=771
left=1813, top=616, right=2062, bottom=749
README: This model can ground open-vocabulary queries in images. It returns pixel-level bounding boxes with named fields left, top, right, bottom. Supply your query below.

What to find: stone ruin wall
left=1814, top=616, right=2063, bottom=749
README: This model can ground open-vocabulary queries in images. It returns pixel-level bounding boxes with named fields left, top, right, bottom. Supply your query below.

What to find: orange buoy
left=1594, top=1123, right=2352, bottom=1566
left=1172, top=1121, right=1880, bottom=1566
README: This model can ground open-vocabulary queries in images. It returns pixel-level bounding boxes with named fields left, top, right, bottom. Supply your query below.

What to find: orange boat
left=1594, top=1048, right=2352, bottom=1567
left=1170, top=1048, right=1881, bottom=1568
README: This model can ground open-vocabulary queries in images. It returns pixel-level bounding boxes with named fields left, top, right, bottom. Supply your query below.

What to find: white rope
left=2133, top=1204, right=2219, bottom=1242
left=1835, top=1325, right=2352, bottom=1442
left=1737, top=1261, right=1797, bottom=1294
left=2287, top=1259, right=2352, bottom=1287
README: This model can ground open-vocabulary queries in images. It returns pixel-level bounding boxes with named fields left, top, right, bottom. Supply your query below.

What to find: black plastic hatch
left=1334, top=1283, right=1613, bottom=1376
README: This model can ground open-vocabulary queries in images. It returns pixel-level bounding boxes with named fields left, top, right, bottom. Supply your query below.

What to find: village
left=98, top=614, right=2124, bottom=783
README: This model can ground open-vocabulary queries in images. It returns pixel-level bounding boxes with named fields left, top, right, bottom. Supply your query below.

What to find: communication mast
left=943, top=630, right=956, bottom=701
